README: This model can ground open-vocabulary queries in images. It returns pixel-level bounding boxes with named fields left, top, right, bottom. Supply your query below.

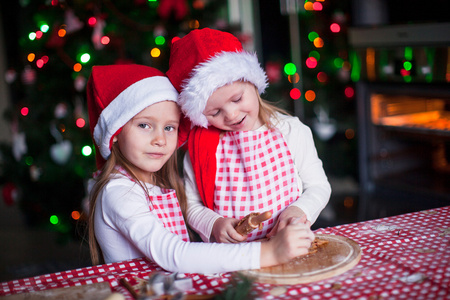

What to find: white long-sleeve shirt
left=184, top=113, right=331, bottom=242
left=93, top=172, right=260, bottom=273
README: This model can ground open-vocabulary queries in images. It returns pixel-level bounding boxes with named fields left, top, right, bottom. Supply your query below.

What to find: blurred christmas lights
left=50, top=215, right=59, bottom=225
left=101, top=36, right=110, bottom=45
left=151, top=48, right=161, bottom=57
left=88, top=17, right=97, bottom=27
left=25, top=157, right=33, bottom=166
left=73, top=63, right=82, bottom=72
left=36, top=59, right=45, bottom=68
left=309, top=50, right=320, bottom=60
left=21, top=107, right=29, bottom=116
left=80, top=53, right=91, bottom=64
left=290, top=88, right=301, bottom=100
left=58, top=28, right=66, bottom=37
left=405, top=47, right=413, bottom=61
left=71, top=211, right=81, bottom=220
left=334, top=57, right=344, bottom=68
left=330, top=23, right=340, bottom=33
left=284, top=63, right=296, bottom=75
left=76, top=118, right=86, bottom=128
left=155, top=36, right=165, bottom=45
left=345, top=129, right=355, bottom=139
left=313, top=37, right=324, bottom=48
left=189, top=20, right=200, bottom=29
left=312, top=2, right=323, bottom=11
left=288, top=73, right=300, bottom=84
left=40, top=24, right=50, bottom=33
left=344, top=86, right=354, bottom=98
left=27, top=53, right=35, bottom=62
left=308, top=31, right=319, bottom=42
left=82, top=145, right=92, bottom=156
left=306, top=57, right=318, bottom=69
left=317, top=72, right=328, bottom=83
left=305, top=90, right=316, bottom=102
left=304, top=2, right=314, bottom=11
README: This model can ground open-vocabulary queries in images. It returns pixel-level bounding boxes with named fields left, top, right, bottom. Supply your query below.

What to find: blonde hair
left=255, top=86, right=291, bottom=129
left=87, top=143, right=187, bottom=265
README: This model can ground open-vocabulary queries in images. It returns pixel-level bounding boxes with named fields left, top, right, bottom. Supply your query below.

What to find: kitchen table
left=1, top=206, right=449, bottom=299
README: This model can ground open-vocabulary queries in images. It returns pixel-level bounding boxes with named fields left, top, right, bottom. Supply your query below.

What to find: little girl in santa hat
left=166, top=28, right=331, bottom=244
left=86, top=64, right=315, bottom=273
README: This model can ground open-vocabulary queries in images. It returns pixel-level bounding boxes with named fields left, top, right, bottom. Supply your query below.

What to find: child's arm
left=97, top=179, right=314, bottom=273
left=277, top=115, right=332, bottom=224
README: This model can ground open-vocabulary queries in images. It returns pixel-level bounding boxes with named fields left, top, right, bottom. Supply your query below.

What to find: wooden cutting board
left=240, top=234, right=361, bottom=284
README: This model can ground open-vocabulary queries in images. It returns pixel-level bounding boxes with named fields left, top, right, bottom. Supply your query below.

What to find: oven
left=350, top=22, right=450, bottom=220
left=357, top=82, right=450, bottom=219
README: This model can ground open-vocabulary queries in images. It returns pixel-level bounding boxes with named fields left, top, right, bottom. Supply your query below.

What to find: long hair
left=87, top=143, right=186, bottom=265
left=256, top=86, right=291, bottom=129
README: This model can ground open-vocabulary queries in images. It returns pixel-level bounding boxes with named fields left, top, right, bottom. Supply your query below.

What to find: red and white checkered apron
left=116, top=167, right=189, bottom=242
left=214, top=129, right=300, bottom=241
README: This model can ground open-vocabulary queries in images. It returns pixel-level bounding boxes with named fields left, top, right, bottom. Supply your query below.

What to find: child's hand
left=260, top=218, right=315, bottom=267
left=212, top=217, right=247, bottom=243
left=266, top=206, right=311, bottom=239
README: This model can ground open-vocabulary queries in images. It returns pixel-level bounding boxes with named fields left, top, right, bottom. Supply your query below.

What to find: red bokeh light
left=290, top=88, right=301, bottom=100
left=306, top=57, right=318, bottom=69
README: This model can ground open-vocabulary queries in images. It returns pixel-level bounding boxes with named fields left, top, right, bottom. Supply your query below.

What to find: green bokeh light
left=308, top=31, right=319, bottom=42
left=50, top=215, right=59, bottom=225
left=404, top=47, right=413, bottom=61
left=284, top=63, right=297, bottom=75
left=403, top=61, right=412, bottom=71
left=25, top=156, right=34, bottom=166
left=333, top=57, right=344, bottom=68
left=155, top=36, right=165, bottom=45
left=309, top=50, right=320, bottom=61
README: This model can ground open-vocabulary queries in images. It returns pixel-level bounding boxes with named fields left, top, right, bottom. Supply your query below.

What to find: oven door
left=357, top=82, right=450, bottom=220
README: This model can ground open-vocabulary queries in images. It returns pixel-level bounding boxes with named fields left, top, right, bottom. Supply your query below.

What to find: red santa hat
left=87, top=64, right=178, bottom=169
left=166, top=28, right=268, bottom=128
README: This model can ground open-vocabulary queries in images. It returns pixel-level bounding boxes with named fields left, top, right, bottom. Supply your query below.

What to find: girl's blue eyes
left=138, top=124, right=176, bottom=132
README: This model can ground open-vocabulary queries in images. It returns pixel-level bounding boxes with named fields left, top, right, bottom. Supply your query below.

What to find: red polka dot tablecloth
left=1, top=206, right=449, bottom=300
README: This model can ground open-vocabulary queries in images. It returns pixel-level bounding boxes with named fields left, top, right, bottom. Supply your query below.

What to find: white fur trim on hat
left=178, top=51, right=268, bottom=128
left=93, top=76, right=178, bottom=159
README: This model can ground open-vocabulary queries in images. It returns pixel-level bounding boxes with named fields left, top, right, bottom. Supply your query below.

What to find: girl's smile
left=229, top=115, right=247, bottom=130
left=146, top=152, right=165, bottom=158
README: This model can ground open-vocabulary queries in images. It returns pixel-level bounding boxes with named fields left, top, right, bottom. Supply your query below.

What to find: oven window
left=371, top=94, right=450, bottom=133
